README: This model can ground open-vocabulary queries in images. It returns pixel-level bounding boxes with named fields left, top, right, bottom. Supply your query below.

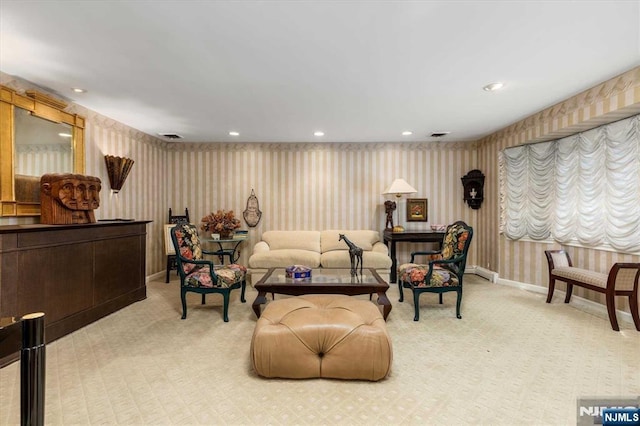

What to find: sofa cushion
left=371, top=242, right=390, bottom=254
left=321, top=250, right=392, bottom=269
left=262, top=231, right=321, bottom=252
left=320, top=230, right=379, bottom=252
left=249, top=249, right=321, bottom=268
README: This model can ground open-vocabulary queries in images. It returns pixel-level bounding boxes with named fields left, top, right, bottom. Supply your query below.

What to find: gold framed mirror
left=0, top=85, right=85, bottom=217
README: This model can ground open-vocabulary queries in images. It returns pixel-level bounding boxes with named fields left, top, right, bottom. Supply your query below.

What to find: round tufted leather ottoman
left=251, top=295, right=392, bottom=381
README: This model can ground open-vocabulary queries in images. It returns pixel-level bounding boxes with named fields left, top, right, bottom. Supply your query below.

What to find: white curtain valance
left=501, top=115, right=640, bottom=253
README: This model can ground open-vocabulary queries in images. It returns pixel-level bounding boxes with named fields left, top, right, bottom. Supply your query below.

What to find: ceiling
left=1, top=1, right=639, bottom=143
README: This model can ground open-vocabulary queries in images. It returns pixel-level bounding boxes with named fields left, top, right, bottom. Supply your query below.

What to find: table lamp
left=383, top=178, right=417, bottom=232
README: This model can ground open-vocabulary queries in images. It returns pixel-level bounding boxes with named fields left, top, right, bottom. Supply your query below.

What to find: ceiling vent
left=430, top=132, right=450, bottom=138
left=158, top=133, right=183, bottom=139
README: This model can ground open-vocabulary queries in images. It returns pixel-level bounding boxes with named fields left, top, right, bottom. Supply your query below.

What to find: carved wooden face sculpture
left=74, top=180, right=89, bottom=210
left=40, top=173, right=102, bottom=224
left=73, top=176, right=102, bottom=211
left=87, top=177, right=101, bottom=210
left=55, top=176, right=78, bottom=209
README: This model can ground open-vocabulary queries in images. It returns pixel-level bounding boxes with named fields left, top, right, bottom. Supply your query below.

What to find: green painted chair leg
left=201, top=294, right=206, bottom=305
left=240, top=281, right=247, bottom=303
left=181, top=289, right=188, bottom=319
left=413, top=291, right=420, bottom=321
left=222, top=292, right=230, bottom=322
left=398, top=281, right=404, bottom=302
left=456, top=289, right=462, bottom=319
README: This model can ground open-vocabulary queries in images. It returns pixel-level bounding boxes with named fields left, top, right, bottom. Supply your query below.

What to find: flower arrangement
left=200, top=210, right=241, bottom=237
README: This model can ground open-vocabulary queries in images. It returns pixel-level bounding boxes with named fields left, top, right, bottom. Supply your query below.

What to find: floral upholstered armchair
left=398, top=221, right=473, bottom=321
left=170, top=223, right=247, bottom=322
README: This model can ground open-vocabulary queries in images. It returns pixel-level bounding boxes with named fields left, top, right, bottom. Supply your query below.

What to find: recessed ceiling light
left=229, top=131, right=239, bottom=136
left=71, top=87, right=86, bottom=93
left=58, top=132, right=72, bottom=138
left=402, top=131, right=413, bottom=136
left=483, top=82, right=504, bottom=91
left=314, top=131, right=324, bottom=137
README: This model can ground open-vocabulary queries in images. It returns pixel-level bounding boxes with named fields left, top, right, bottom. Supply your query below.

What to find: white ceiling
left=1, top=1, right=639, bottom=143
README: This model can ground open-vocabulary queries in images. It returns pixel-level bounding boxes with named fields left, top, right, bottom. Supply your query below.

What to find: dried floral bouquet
left=200, top=210, right=241, bottom=237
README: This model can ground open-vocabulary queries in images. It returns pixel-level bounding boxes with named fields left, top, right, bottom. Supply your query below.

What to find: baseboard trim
left=495, top=276, right=634, bottom=326
left=147, top=271, right=166, bottom=283
left=468, top=266, right=634, bottom=326
left=472, top=266, right=498, bottom=283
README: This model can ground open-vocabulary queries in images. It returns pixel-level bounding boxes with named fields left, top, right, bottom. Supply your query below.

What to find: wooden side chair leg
left=439, top=293, right=443, bottom=304
left=605, top=291, right=620, bottom=331
left=201, top=294, right=206, bottom=305
left=546, top=277, right=555, bottom=303
left=628, top=293, right=640, bottom=331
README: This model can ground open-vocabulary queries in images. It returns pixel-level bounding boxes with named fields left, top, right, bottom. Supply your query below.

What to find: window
left=500, top=115, right=640, bottom=253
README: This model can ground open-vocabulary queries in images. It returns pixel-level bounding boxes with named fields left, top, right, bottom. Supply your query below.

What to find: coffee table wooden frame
left=252, top=268, right=392, bottom=320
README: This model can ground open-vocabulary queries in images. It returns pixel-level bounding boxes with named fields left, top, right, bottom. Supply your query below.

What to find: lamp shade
left=383, top=178, right=417, bottom=197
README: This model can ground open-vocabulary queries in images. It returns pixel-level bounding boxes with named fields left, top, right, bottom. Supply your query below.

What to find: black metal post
left=20, top=312, right=45, bottom=426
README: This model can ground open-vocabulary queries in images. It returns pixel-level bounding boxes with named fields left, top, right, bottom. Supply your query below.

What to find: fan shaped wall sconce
left=104, top=155, right=134, bottom=193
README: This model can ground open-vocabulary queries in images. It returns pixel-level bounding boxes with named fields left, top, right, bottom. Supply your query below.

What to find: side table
left=202, top=236, right=247, bottom=264
left=382, top=229, right=445, bottom=283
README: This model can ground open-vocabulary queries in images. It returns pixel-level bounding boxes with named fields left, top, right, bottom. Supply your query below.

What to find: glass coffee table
left=252, top=268, right=392, bottom=320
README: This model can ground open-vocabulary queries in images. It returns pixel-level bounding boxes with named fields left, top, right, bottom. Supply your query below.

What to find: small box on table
left=285, top=265, right=312, bottom=280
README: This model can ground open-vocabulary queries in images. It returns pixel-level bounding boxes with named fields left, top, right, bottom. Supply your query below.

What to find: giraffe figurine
left=339, top=234, right=363, bottom=276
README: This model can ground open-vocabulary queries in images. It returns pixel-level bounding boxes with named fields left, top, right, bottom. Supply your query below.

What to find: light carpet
left=1, top=274, right=639, bottom=425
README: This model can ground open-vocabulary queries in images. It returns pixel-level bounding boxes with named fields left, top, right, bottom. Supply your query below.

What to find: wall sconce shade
left=104, top=155, right=134, bottom=193
left=383, top=178, right=417, bottom=198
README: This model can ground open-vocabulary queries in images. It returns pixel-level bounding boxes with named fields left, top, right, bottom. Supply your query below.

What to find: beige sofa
left=248, top=230, right=392, bottom=284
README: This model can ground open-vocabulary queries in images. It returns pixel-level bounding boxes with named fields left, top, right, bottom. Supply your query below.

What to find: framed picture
left=406, top=198, right=428, bottom=222
left=164, top=224, right=176, bottom=256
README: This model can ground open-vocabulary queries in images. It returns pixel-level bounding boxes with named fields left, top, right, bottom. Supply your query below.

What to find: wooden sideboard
left=0, top=220, right=150, bottom=366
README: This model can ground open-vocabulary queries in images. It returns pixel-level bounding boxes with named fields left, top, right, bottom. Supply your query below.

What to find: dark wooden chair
left=170, top=222, right=247, bottom=322
left=166, top=208, right=190, bottom=283
left=397, top=221, right=474, bottom=320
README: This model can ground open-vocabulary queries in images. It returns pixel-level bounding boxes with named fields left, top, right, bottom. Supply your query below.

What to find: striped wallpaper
left=2, top=67, right=640, bottom=314
left=164, top=142, right=480, bottom=272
